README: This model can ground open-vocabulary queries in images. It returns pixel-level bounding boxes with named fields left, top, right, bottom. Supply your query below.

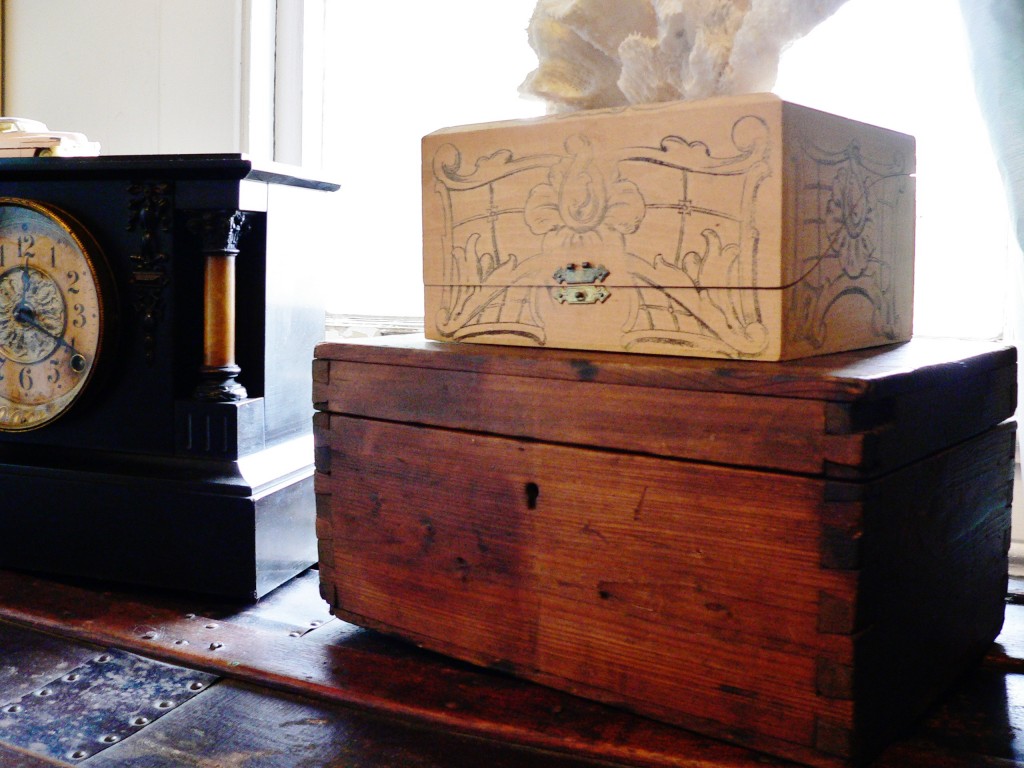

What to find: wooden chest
left=313, top=336, right=1015, bottom=767
left=422, top=93, right=915, bottom=361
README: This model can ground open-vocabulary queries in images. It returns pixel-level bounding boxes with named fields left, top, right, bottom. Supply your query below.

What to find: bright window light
left=322, top=0, right=544, bottom=317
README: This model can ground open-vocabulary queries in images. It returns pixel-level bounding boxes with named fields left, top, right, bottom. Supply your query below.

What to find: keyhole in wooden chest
left=525, top=482, right=539, bottom=510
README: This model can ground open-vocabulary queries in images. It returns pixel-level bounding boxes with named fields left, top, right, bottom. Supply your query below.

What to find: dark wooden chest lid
left=313, top=336, right=1016, bottom=479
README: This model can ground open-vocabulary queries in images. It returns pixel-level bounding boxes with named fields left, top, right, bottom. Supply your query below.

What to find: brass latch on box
left=554, top=284, right=610, bottom=304
left=553, top=262, right=609, bottom=304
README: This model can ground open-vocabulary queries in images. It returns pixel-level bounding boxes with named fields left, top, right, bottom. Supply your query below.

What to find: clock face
left=0, top=199, right=112, bottom=431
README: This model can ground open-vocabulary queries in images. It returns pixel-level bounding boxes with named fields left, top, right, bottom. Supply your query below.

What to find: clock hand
left=13, top=308, right=86, bottom=363
left=16, top=264, right=30, bottom=314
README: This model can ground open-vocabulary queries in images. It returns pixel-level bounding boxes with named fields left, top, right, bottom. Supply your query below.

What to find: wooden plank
left=878, top=743, right=1023, bottom=768
left=318, top=413, right=855, bottom=761
left=0, top=743, right=67, bottom=768
left=313, top=335, right=1015, bottom=404
left=314, top=336, right=1016, bottom=478
left=318, top=413, right=853, bottom=642
left=833, top=423, right=1015, bottom=630
left=825, top=363, right=1017, bottom=478
left=0, top=570, right=789, bottom=768
left=876, top=668, right=1024, bottom=767
left=85, top=679, right=622, bottom=768
left=827, top=423, right=1015, bottom=762
left=317, top=413, right=1015, bottom=767
left=1, top=569, right=1024, bottom=767
left=0, top=622, right=100, bottom=702
left=320, top=359, right=830, bottom=474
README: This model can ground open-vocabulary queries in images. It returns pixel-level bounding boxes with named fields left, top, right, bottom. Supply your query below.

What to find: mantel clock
left=0, top=154, right=339, bottom=599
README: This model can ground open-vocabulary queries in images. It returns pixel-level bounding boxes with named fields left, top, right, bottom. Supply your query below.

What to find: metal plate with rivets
left=0, top=647, right=218, bottom=763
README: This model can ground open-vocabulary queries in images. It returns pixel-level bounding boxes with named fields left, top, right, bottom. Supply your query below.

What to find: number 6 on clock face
left=0, top=198, right=115, bottom=431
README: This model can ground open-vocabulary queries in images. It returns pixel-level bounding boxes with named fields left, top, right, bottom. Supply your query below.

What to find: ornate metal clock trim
left=127, top=182, right=172, bottom=364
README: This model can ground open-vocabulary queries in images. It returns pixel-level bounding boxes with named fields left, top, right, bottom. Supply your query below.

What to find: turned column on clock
left=188, top=210, right=248, bottom=402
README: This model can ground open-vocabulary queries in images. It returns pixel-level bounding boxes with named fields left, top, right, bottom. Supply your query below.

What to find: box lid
left=422, top=93, right=915, bottom=291
left=313, top=336, right=1015, bottom=479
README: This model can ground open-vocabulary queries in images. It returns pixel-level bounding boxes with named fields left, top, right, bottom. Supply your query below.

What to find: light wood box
left=314, top=336, right=1014, bottom=767
left=422, top=93, right=915, bottom=360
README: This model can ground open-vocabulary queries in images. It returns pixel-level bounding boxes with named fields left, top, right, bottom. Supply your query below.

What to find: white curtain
left=959, top=0, right=1024, bottom=433
left=959, top=1, right=1024, bottom=251
left=960, top=1, right=1024, bottom=559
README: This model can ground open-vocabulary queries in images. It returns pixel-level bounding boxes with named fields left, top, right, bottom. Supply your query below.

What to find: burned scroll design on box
left=617, top=114, right=771, bottom=356
left=787, top=138, right=911, bottom=349
left=429, top=114, right=772, bottom=357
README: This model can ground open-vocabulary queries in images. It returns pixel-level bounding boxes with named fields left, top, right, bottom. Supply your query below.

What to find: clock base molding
left=175, top=398, right=268, bottom=459
left=0, top=439, right=317, bottom=600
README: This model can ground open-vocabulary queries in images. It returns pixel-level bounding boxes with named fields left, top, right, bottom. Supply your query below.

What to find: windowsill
left=324, top=313, right=423, bottom=341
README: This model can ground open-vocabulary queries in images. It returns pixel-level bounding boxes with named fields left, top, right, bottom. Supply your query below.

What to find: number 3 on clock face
left=0, top=198, right=115, bottom=432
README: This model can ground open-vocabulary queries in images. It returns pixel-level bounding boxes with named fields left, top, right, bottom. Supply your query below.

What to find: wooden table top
left=0, top=567, right=1021, bottom=767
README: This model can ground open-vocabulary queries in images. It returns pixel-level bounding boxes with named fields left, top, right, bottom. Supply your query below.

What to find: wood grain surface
left=314, top=335, right=1016, bottom=478
left=313, top=335, right=1016, bottom=767
left=0, top=570, right=794, bottom=768
left=0, top=569, right=1024, bottom=766
left=316, top=412, right=1013, bottom=767
left=315, top=335, right=1014, bottom=402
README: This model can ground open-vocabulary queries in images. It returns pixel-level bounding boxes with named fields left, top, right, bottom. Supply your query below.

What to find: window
left=320, top=0, right=544, bottom=319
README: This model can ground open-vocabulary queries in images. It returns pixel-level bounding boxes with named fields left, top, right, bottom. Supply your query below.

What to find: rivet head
left=5, top=704, right=22, bottom=713
left=101, top=735, right=119, bottom=744
left=64, top=673, right=80, bottom=682
left=69, top=750, right=89, bottom=760
left=204, top=623, right=218, bottom=630
left=156, top=700, right=175, bottom=709
left=96, top=654, right=112, bottom=663
left=141, top=631, right=157, bottom=640
left=208, top=642, right=223, bottom=651
left=35, top=688, right=52, bottom=697
left=188, top=681, right=205, bottom=691
left=174, top=639, right=189, bottom=646
left=131, top=716, right=150, bottom=726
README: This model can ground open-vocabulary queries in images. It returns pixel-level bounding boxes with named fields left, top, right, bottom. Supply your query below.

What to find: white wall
left=3, top=0, right=256, bottom=156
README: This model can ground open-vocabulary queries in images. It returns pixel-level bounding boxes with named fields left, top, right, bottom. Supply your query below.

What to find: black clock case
left=0, top=154, right=339, bottom=599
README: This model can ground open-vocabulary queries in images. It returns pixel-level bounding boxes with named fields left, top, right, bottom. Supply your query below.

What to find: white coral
left=521, top=0, right=850, bottom=111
